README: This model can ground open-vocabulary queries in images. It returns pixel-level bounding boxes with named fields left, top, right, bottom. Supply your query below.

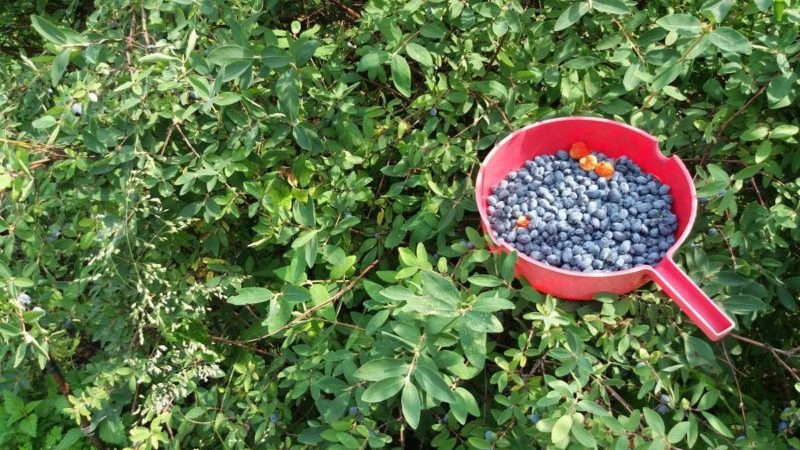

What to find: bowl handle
left=649, top=259, right=735, bottom=341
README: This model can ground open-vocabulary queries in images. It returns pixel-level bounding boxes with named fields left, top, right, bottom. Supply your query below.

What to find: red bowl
left=475, top=117, right=735, bottom=341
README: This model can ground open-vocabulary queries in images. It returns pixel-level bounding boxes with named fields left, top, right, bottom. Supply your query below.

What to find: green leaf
left=276, top=71, right=299, bottom=121
left=656, top=14, right=702, bottom=35
left=0, top=322, right=21, bottom=337
left=754, top=141, right=772, bottom=163
left=357, top=51, right=389, bottom=71
left=551, top=414, right=573, bottom=445
left=390, top=54, right=412, bottom=97
left=31, top=15, right=66, bottom=45
left=500, top=251, right=517, bottom=280
left=571, top=424, right=597, bottom=448
left=355, top=358, right=409, bottom=381
left=643, top=407, right=666, bottom=436
left=740, top=125, right=769, bottom=141
left=266, top=297, right=292, bottom=333
left=262, top=46, right=291, bottom=68
left=592, top=0, right=630, bottom=14
left=421, top=271, right=460, bottom=306
left=207, top=45, right=253, bottom=66
left=709, top=27, right=751, bottom=54
left=189, top=75, right=212, bottom=99
left=623, top=62, right=641, bottom=91
left=228, top=287, right=274, bottom=305
left=293, top=200, right=315, bottom=227
left=468, top=275, right=501, bottom=287
left=401, top=382, right=421, bottom=429
left=51, top=49, right=70, bottom=86
left=554, top=2, right=589, bottom=31
left=292, top=229, right=318, bottom=248
left=414, top=364, right=455, bottom=403
left=292, top=123, right=317, bottom=151
left=767, top=75, right=793, bottom=109
left=471, top=295, right=514, bottom=313
left=214, top=92, right=241, bottom=106
left=667, top=421, right=690, bottom=443
left=361, top=376, right=405, bottom=402
left=701, top=411, right=734, bottom=437
left=772, top=124, right=799, bottom=139
left=406, top=42, right=433, bottom=67
left=651, top=62, right=682, bottom=91
left=577, top=400, right=611, bottom=417
left=724, top=294, right=768, bottom=313
left=733, top=163, right=766, bottom=181
left=701, top=0, right=734, bottom=22
left=32, top=116, right=58, bottom=130
left=459, top=322, right=487, bottom=369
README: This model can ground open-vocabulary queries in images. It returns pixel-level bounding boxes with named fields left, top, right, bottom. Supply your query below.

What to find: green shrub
left=1, top=0, right=799, bottom=449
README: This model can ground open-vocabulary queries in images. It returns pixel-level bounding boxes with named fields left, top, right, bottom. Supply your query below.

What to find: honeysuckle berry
left=778, top=420, right=789, bottom=432
left=655, top=404, right=670, bottom=415
left=17, top=293, right=31, bottom=308
left=487, top=149, right=677, bottom=272
left=348, top=406, right=360, bottom=416
left=659, top=394, right=671, bottom=404
left=528, top=413, right=540, bottom=424
left=440, top=412, right=449, bottom=424
left=429, top=107, right=437, bottom=116
left=88, top=91, right=99, bottom=102
left=71, top=102, right=82, bottom=117
left=707, top=228, right=719, bottom=236
left=484, top=430, right=495, bottom=442
left=188, top=91, right=199, bottom=101
left=269, top=413, right=279, bottom=424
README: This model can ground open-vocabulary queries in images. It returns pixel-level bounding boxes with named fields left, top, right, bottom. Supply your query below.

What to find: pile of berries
left=487, top=142, right=678, bottom=272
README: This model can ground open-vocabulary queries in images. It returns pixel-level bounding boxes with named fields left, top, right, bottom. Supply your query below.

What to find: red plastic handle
left=649, top=259, right=735, bottom=341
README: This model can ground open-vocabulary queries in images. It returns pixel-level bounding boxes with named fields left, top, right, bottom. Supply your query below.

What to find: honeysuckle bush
left=1, top=0, right=800, bottom=448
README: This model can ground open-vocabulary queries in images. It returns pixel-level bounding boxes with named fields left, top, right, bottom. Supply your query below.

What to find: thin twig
left=730, top=333, right=796, bottom=357
left=48, top=359, right=107, bottom=450
left=209, top=335, right=274, bottom=356
left=140, top=6, right=152, bottom=46
left=749, top=178, right=766, bottom=206
left=714, top=84, right=768, bottom=140
left=770, top=348, right=800, bottom=383
left=329, top=0, right=361, bottom=20
left=174, top=124, right=201, bottom=158
left=722, top=341, right=747, bottom=434
left=159, top=124, right=175, bottom=155
left=238, top=259, right=380, bottom=343
left=613, top=18, right=645, bottom=65
left=487, top=33, right=508, bottom=69
left=604, top=383, right=633, bottom=414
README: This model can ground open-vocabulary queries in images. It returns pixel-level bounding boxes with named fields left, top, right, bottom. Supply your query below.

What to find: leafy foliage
left=1, top=0, right=800, bottom=449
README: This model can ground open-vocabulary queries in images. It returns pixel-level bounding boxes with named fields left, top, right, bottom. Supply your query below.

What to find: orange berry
left=516, top=216, right=530, bottom=228
left=595, top=161, right=615, bottom=179
left=579, top=154, right=597, bottom=171
left=569, top=141, right=590, bottom=159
